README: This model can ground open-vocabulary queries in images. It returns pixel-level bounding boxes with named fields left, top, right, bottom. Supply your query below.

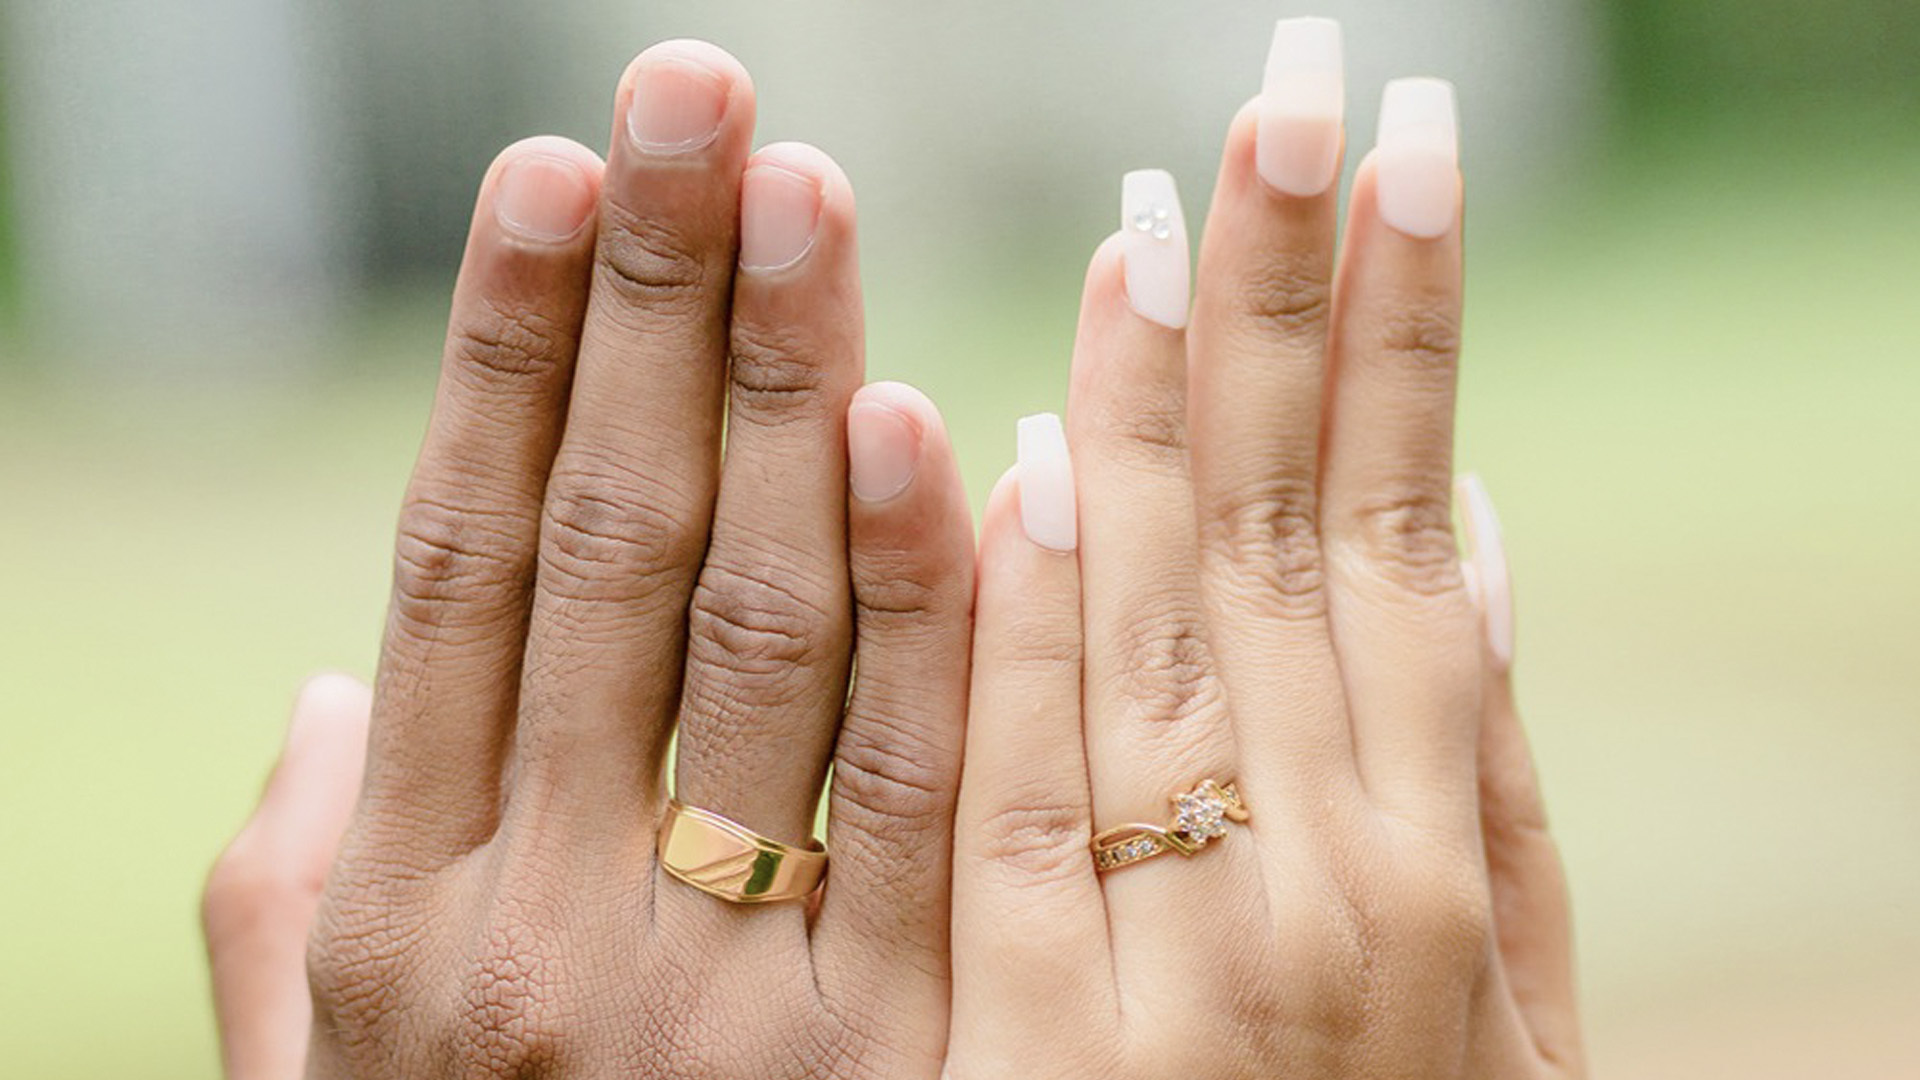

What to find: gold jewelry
left=1091, top=779, right=1249, bottom=872
left=658, top=800, right=828, bottom=904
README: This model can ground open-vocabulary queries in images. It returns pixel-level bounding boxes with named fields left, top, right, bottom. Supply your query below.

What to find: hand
left=210, top=39, right=976, bottom=1078
left=948, top=20, right=1583, bottom=1079
left=204, top=676, right=370, bottom=1080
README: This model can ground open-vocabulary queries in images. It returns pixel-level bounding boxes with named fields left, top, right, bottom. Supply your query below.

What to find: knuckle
left=1341, top=485, right=1462, bottom=596
left=830, top=711, right=955, bottom=863
left=854, top=563, right=951, bottom=623
left=685, top=557, right=838, bottom=690
left=1390, top=858, right=1496, bottom=969
left=594, top=203, right=713, bottom=319
left=1090, top=392, right=1188, bottom=467
left=1376, top=305, right=1463, bottom=376
left=1236, top=255, right=1333, bottom=339
left=390, top=496, right=527, bottom=635
left=538, top=465, right=704, bottom=600
left=968, top=799, right=1091, bottom=887
left=727, top=318, right=834, bottom=421
left=1199, top=477, right=1326, bottom=619
left=1099, top=601, right=1221, bottom=726
left=446, top=299, right=573, bottom=385
left=201, top=832, right=311, bottom=932
left=993, top=616, right=1082, bottom=678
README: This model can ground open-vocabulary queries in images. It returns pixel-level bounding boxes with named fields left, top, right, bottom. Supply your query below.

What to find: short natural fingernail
left=1119, top=169, right=1190, bottom=330
left=626, top=47, right=729, bottom=155
left=740, top=157, right=823, bottom=271
left=1375, top=77, right=1460, bottom=239
left=1016, top=413, right=1077, bottom=552
left=848, top=400, right=921, bottom=503
left=1457, top=473, right=1514, bottom=671
left=494, top=154, right=595, bottom=242
left=1258, top=17, right=1345, bottom=197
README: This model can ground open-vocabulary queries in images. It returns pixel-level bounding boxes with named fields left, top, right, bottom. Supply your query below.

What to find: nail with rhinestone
left=1119, top=169, right=1190, bottom=330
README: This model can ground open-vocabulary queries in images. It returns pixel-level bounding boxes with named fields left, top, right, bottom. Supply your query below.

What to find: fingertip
left=615, top=38, right=757, bottom=161
left=1080, top=233, right=1129, bottom=315
left=286, top=672, right=372, bottom=748
left=751, top=141, right=854, bottom=210
left=1221, top=95, right=1262, bottom=182
left=633, top=37, right=753, bottom=86
left=976, top=465, right=1022, bottom=562
left=262, top=673, right=372, bottom=824
left=847, top=381, right=963, bottom=509
left=483, top=136, right=604, bottom=246
left=851, top=378, right=936, bottom=422
left=492, top=134, right=607, bottom=177
left=621, top=37, right=756, bottom=108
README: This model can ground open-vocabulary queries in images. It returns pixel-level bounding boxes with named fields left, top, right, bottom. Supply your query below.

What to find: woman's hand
left=204, top=675, right=370, bottom=1080
left=949, top=19, right=1583, bottom=1079
left=206, top=38, right=978, bottom=1079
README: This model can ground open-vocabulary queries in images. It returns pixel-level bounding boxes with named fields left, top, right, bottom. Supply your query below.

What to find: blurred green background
left=2, top=2, right=1916, bottom=1076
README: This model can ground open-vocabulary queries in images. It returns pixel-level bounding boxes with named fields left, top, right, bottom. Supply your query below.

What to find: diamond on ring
left=1090, top=779, right=1249, bottom=873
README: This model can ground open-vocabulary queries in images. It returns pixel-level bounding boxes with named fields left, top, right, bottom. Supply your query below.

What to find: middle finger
left=511, top=40, right=755, bottom=839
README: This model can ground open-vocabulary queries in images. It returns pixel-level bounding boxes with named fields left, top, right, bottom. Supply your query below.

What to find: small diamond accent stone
left=1132, top=203, right=1175, bottom=240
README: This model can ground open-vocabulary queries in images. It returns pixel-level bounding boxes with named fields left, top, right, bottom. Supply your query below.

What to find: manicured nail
left=1258, top=17, right=1345, bottom=197
left=494, top=155, right=595, bottom=242
left=1375, top=77, right=1459, bottom=239
left=847, top=400, right=920, bottom=503
left=1016, top=413, right=1077, bottom=552
left=1456, top=473, right=1513, bottom=672
left=626, top=49, right=728, bottom=155
left=740, top=158, right=822, bottom=271
left=1119, top=169, right=1190, bottom=330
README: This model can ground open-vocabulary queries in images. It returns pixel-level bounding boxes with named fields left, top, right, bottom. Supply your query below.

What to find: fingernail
left=1258, top=17, right=1344, bottom=197
left=1016, top=413, right=1077, bottom=552
left=1375, top=77, right=1460, bottom=239
left=1119, top=169, right=1190, bottom=330
left=626, top=51, right=728, bottom=155
left=740, top=159, right=822, bottom=271
left=847, top=401, right=920, bottom=503
left=1456, top=473, right=1514, bottom=672
left=493, top=154, right=595, bottom=242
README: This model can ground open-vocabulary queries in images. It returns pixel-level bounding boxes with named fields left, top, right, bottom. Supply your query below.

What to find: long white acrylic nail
left=1375, top=77, right=1460, bottom=239
left=1258, top=17, right=1344, bottom=197
left=1119, top=169, right=1190, bottom=330
left=1016, top=413, right=1077, bottom=552
left=1456, top=473, right=1513, bottom=672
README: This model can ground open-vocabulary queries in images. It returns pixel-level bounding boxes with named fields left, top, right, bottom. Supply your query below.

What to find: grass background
left=2, top=121, right=1918, bottom=1078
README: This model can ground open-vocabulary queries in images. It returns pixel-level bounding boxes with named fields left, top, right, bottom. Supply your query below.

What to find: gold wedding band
left=658, top=800, right=828, bottom=904
left=1091, top=779, right=1249, bottom=872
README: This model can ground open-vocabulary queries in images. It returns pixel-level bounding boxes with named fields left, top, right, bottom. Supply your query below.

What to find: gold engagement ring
left=1091, top=779, right=1249, bottom=873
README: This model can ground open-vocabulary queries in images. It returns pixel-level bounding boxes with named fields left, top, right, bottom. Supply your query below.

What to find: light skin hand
left=950, top=18, right=1583, bottom=1080
left=204, top=675, right=370, bottom=1080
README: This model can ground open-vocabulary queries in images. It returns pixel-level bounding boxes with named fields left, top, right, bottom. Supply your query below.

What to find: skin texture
left=207, top=40, right=977, bottom=1080
left=202, top=39, right=1586, bottom=1080
left=947, top=101, right=1585, bottom=1079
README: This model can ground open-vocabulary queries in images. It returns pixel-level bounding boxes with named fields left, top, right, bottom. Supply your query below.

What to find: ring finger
left=668, top=141, right=864, bottom=890
left=1066, top=171, right=1261, bottom=1007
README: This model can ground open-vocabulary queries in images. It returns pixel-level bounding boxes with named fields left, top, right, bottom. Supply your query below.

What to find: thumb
left=1458, top=475, right=1585, bottom=1072
left=202, top=673, right=372, bottom=1080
